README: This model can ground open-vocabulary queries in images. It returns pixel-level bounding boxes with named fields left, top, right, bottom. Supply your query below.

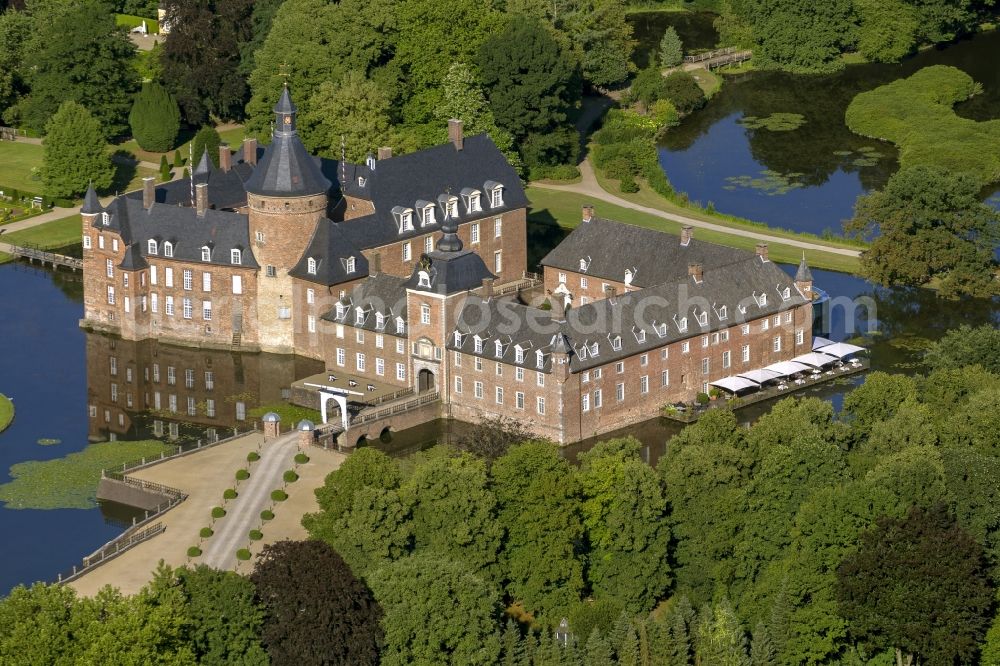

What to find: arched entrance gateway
left=418, top=369, right=435, bottom=393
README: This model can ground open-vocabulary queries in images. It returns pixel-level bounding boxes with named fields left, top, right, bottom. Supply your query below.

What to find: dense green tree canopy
left=301, top=72, right=392, bottom=160
left=190, top=126, right=222, bottom=169
left=129, top=82, right=181, bottom=152
left=924, top=324, right=1000, bottom=374
left=42, top=101, right=115, bottom=198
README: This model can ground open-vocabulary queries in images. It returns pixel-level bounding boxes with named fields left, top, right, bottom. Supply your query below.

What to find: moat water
left=626, top=12, right=1000, bottom=235
left=2, top=254, right=998, bottom=594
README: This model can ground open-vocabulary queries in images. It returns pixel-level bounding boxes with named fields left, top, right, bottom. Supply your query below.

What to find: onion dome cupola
left=244, top=86, right=331, bottom=198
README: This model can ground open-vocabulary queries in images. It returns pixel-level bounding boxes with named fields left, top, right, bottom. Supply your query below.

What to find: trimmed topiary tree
left=283, top=470, right=298, bottom=483
left=200, top=527, right=213, bottom=538
left=260, top=510, right=274, bottom=521
left=212, top=506, right=226, bottom=519
left=271, top=489, right=288, bottom=502
left=173, top=149, right=183, bottom=167
left=236, top=469, right=250, bottom=481
left=42, top=101, right=115, bottom=198
left=249, top=529, right=263, bottom=541
left=237, top=548, right=252, bottom=561
left=223, top=488, right=238, bottom=500
left=128, top=82, right=180, bottom=152
left=294, top=453, right=309, bottom=464
left=190, top=126, right=221, bottom=167
left=248, top=451, right=260, bottom=462
left=188, top=546, right=202, bottom=557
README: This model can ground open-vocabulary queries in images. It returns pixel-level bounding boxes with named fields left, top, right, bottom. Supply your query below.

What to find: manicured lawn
left=0, top=215, right=82, bottom=264
left=115, top=13, right=159, bottom=33
left=0, top=142, right=45, bottom=194
left=0, top=440, right=172, bottom=510
left=526, top=186, right=861, bottom=274
left=0, top=394, right=13, bottom=433
left=115, top=125, right=247, bottom=166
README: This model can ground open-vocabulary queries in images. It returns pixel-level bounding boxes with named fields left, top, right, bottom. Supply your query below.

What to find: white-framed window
left=558, top=272, right=567, bottom=284
left=742, top=324, right=750, bottom=335
left=206, top=399, right=216, bottom=417
left=470, top=223, right=480, bottom=244
left=202, top=272, right=211, bottom=292
left=346, top=256, right=356, bottom=273
left=661, top=348, right=669, bottom=360
left=123, top=296, right=130, bottom=313
left=205, top=371, right=214, bottom=389
left=616, top=382, right=625, bottom=402
left=356, top=352, right=366, bottom=372
left=421, top=304, right=431, bottom=324
left=202, top=300, right=212, bottom=321
left=723, top=350, right=731, bottom=369
left=796, top=329, right=804, bottom=345
left=682, top=341, right=690, bottom=354
left=306, top=288, right=315, bottom=304
left=537, top=396, right=545, bottom=414
left=266, top=265, right=276, bottom=277
left=200, top=246, right=211, bottom=262
left=640, top=375, right=649, bottom=394
left=593, top=368, right=602, bottom=380
left=397, top=339, right=405, bottom=354
left=701, top=358, right=710, bottom=374
left=112, top=238, right=118, bottom=252
left=773, top=335, right=782, bottom=352
left=163, top=241, right=173, bottom=257
left=83, top=235, right=92, bottom=249
left=376, top=333, right=384, bottom=349
left=151, top=293, right=159, bottom=313
left=422, top=205, right=436, bottom=226
left=702, top=335, right=709, bottom=348
left=516, top=366, right=524, bottom=382
left=402, top=242, right=412, bottom=262
left=492, top=250, right=501, bottom=274
left=147, top=239, right=157, bottom=255
left=183, top=269, right=193, bottom=290
left=107, top=285, right=115, bottom=304
left=308, top=315, right=316, bottom=333
left=537, top=372, right=545, bottom=387
left=774, top=315, right=781, bottom=326
left=661, top=369, right=669, bottom=387
left=167, top=366, right=176, bottom=385
left=232, top=275, right=243, bottom=295
left=491, top=186, right=503, bottom=207
left=396, top=363, right=406, bottom=381
left=616, top=361, right=624, bottom=373
left=474, top=381, right=484, bottom=399
left=611, top=336, right=622, bottom=351
left=496, top=386, right=503, bottom=404
left=495, top=362, right=503, bottom=377
left=582, top=393, right=590, bottom=412
left=256, top=230, right=265, bottom=243
left=516, top=391, right=524, bottom=409
left=123, top=273, right=129, bottom=289
left=455, top=376, right=463, bottom=394
left=230, top=249, right=241, bottom=265
left=581, top=277, right=589, bottom=289
left=307, top=257, right=317, bottom=274
left=235, top=401, right=246, bottom=421
left=494, top=217, right=502, bottom=238
left=475, top=357, right=483, bottom=371
left=785, top=311, right=793, bottom=324
left=468, top=191, right=481, bottom=213
left=356, top=329, right=365, bottom=343
left=762, top=319, right=770, bottom=331
left=336, top=348, right=345, bottom=366
left=98, top=235, right=105, bottom=249
left=165, top=296, right=174, bottom=316
left=742, top=344, right=750, bottom=363
left=424, top=236, right=433, bottom=254
left=105, top=258, right=114, bottom=278
left=446, top=197, right=459, bottom=218
left=182, top=298, right=193, bottom=319
left=376, top=357, right=385, bottom=376
left=164, top=267, right=173, bottom=287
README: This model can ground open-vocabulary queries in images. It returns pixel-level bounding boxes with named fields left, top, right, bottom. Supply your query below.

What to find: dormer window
left=610, top=335, right=622, bottom=351
left=345, top=256, right=356, bottom=273
left=717, top=305, right=728, bottom=320
left=675, top=315, right=688, bottom=332
left=738, top=304, right=748, bottom=315
left=163, top=241, right=174, bottom=258
left=490, top=185, right=503, bottom=208
left=335, top=302, right=346, bottom=319
left=454, top=331, right=463, bottom=347
left=366, top=154, right=376, bottom=170
left=401, top=212, right=412, bottom=232
left=100, top=212, right=110, bottom=226
left=422, top=204, right=436, bottom=226
left=358, top=176, right=366, bottom=187
left=515, top=346, right=524, bottom=364
left=393, top=206, right=414, bottom=233
left=536, top=349, right=544, bottom=369
left=355, top=307, right=365, bottom=324
left=307, top=257, right=317, bottom=275
left=395, top=317, right=404, bottom=334
left=696, top=311, right=708, bottom=327
left=655, top=322, right=668, bottom=337
left=469, top=192, right=480, bottom=212
left=474, top=336, right=483, bottom=353
left=201, top=246, right=211, bottom=262
left=779, top=286, right=791, bottom=301
left=230, top=248, right=240, bottom=265
left=635, top=328, right=646, bottom=343
left=589, top=342, right=599, bottom=357
left=417, top=270, right=431, bottom=288
left=495, top=340, right=503, bottom=358
left=375, top=312, right=386, bottom=330
left=756, top=292, right=767, bottom=307
left=445, top=197, right=459, bottom=219
left=579, top=257, right=591, bottom=272
left=147, top=240, right=158, bottom=255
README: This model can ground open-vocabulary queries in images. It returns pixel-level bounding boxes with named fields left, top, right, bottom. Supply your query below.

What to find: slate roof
left=449, top=255, right=809, bottom=373
left=402, top=249, right=495, bottom=296
left=82, top=183, right=102, bottom=215
left=244, top=88, right=331, bottom=197
left=90, top=196, right=258, bottom=270
left=795, top=255, right=813, bottom=282
left=448, top=296, right=563, bottom=373
left=540, top=216, right=749, bottom=288
left=322, top=273, right=409, bottom=336
left=289, top=218, right=369, bottom=286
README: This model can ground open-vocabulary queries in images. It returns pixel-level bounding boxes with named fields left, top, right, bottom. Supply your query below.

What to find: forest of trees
left=5, top=327, right=1000, bottom=664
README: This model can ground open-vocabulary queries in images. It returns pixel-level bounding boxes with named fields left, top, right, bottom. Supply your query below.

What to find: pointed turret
left=795, top=253, right=814, bottom=297
left=245, top=85, right=330, bottom=197
left=81, top=182, right=102, bottom=215
left=193, top=148, right=212, bottom=178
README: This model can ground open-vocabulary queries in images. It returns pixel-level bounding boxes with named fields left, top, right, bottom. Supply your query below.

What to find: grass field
left=0, top=394, right=13, bottom=433
left=0, top=440, right=171, bottom=510
left=526, top=186, right=861, bottom=274
left=115, top=14, right=159, bottom=33
left=116, top=125, right=247, bottom=166
left=0, top=142, right=45, bottom=194
left=0, top=214, right=82, bottom=264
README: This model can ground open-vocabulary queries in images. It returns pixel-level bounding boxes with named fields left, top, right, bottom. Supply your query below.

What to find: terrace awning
left=738, top=368, right=783, bottom=384
left=763, top=360, right=813, bottom=377
left=791, top=352, right=839, bottom=368
left=710, top=376, right=761, bottom=393
left=812, top=336, right=835, bottom=350
left=814, top=341, right=866, bottom=359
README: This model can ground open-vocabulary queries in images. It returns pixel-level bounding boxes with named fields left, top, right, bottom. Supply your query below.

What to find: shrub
left=283, top=470, right=299, bottom=483
left=128, top=82, right=180, bottom=152
left=294, top=453, right=309, bottom=464
left=271, top=489, right=288, bottom=502
left=261, top=510, right=274, bottom=521
left=709, top=387, right=722, bottom=398
left=235, top=469, right=250, bottom=481
left=187, top=546, right=201, bottom=557
left=662, top=71, right=706, bottom=115
left=223, top=488, right=238, bottom=500
left=200, top=527, right=213, bottom=538
left=696, top=392, right=711, bottom=405
left=247, top=451, right=260, bottom=462
left=173, top=149, right=183, bottom=167
left=211, top=506, right=226, bottom=519
left=236, top=548, right=252, bottom=561
left=619, top=174, right=639, bottom=193
left=249, top=529, right=263, bottom=541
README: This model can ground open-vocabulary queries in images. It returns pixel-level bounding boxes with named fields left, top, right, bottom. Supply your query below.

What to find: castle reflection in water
left=85, top=332, right=325, bottom=444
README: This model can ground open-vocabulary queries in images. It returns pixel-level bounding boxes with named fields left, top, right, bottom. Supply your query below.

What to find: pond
left=656, top=29, right=1000, bottom=235
left=628, top=10, right=720, bottom=69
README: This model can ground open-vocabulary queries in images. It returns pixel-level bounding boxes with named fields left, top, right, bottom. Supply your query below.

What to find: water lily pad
left=37, top=438, right=61, bottom=446
left=738, top=112, right=807, bottom=131
left=724, top=169, right=805, bottom=196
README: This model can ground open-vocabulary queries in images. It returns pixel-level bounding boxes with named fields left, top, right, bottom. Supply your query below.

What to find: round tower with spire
left=244, top=86, right=332, bottom=352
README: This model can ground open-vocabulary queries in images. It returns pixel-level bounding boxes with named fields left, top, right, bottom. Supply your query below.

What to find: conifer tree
left=750, top=622, right=777, bottom=666
left=190, top=127, right=222, bottom=168
left=659, top=26, right=683, bottom=67
left=583, top=629, right=614, bottom=666
left=173, top=149, right=183, bottom=168
left=501, top=620, right=524, bottom=666
left=129, top=82, right=181, bottom=152
left=42, top=101, right=115, bottom=198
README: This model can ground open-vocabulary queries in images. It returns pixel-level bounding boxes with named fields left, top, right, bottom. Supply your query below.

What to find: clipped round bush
left=187, top=546, right=202, bottom=558
left=294, top=453, right=309, bottom=464
left=283, top=470, right=299, bottom=483
left=235, top=469, right=250, bottom=481
left=223, top=488, right=238, bottom=500
left=271, top=489, right=288, bottom=502
left=199, top=527, right=213, bottom=539
left=247, top=451, right=260, bottom=462
left=249, top=529, right=263, bottom=541
left=260, top=510, right=274, bottom=521
left=236, top=548, right=251, bottom=561
left=211, top=506, right=226, bottom=519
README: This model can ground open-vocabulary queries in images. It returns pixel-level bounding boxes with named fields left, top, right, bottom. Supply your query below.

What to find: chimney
left=219, top=144, right=232, bottom=172
left=377, top=146, right=392, bottom=161
left=681, top=225, right=693, bottom=246
left=688, top=262, right=703, bottom=283
left=755, top=243, right=769, bottom=262
left=142, top=176, right=155, bottom=210
left=582, top=204, right=595, bottom=222
left=481, top=277, right=494, bottom=298
left=371, top=251, right=382, bottom=274
left=448, top=119, right=464, bottom=151
left=243, top=137, right=258, bottom=166
left=195, top=183, right=208, bottom=217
